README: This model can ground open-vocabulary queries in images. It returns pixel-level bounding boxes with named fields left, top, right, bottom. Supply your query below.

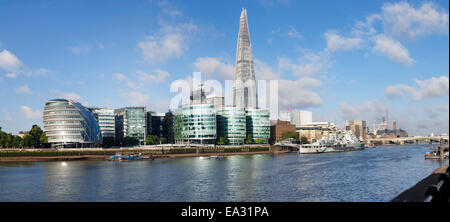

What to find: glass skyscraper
left=89, top=107, right=115, bottom=138
left=115, top=107, right=146, bottom=144
left=216, top=106, right=246, bottom=145
left=245, top=108, right=270, bottom=144
left=233, top=8, right=258, bottom=108
left=173, top=104, right=216, bottom=144
left=43, top=99, right=101, bottom=148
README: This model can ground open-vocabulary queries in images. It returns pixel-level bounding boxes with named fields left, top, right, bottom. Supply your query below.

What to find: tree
left=13, top=136, right=23, bottom=148
left=281, top=131, right=299, bottom=142
left=218, top=136, right=227, bottom=145
left=40, top=132, right=48, bottom=144
left=300, top=136, right=309, bottom=144
left=158, top=137, right=167, bottom=144
left=102, top=136, right=116, bottom=148
left=121, top=137, right=140, bottom=147
left=255, top=138, right=262, bottom=144
left=245, top=134, right=253, bottom=144
left=146, top=135, right=159, bottom=145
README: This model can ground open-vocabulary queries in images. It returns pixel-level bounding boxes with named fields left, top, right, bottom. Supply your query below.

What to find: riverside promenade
left=391, top=165, right=449, bottom=202
left=0, top=144, right=289, bottom=162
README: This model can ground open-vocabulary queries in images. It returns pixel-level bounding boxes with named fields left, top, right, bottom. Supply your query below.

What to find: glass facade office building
left=89, top=108, right=115, bottom=138
left=216, top=106, right=246, bottom=145
left=115, top=107, right=146, bottom=144
left=43, top=99, right=101, bottom=148
left=173, top=104, right=216, bottom=144
left=245, top=108, right=270, bottom=144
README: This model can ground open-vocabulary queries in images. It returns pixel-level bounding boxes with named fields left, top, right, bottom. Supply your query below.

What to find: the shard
left=233, top=8, right=258, bottom=108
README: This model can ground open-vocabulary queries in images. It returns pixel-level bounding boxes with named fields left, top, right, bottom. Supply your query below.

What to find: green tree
left=122, top=137, right=140, bottom=147
left=218, top=136, right=227, bottom=145
left=245, top=134, right=253, bottom=144
left=158, top=137, right=167, bottom=144
left=40, top=132, right=48, bottom=144
left=23, top=134, right=34, bottom=148
left=28, top=125, right=44, bottom=148
left=255, top=138, right=262, bottom=144
left=13, top=136, right=23, bottom=148
left=281, top=131, right=299, bottom=141
left=145, top=135, right=159, bottom=145
left=102, top=136, right=116, bottom=148
left=300, top=136, right=309, bottom=144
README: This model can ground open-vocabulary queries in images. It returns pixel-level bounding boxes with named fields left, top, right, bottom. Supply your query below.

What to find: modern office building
left=115, top=107, right=146, bottom=144
left=233, top=8, right=258, bottom=108
left=88, top=107, right=115, bottom=138
left=43, top=99, right=101, bottom=148
left=216, top=106, right=246, bottom=145
left=146, top=111, right=165, bottom=137
left=280, top=110, right=313, bottom=127
left=173, top=104, right=217, bottom=144
left=245, top=108, right=270, bottom=144
left=205, top=94, right=225, bottom=108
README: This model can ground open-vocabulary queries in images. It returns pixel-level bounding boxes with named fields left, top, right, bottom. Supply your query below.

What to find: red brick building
left=270, top=120, right=297, bottom=143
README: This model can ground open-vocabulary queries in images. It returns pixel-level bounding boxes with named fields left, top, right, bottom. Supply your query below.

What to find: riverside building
left=88, top=107, right=115, bottom=138
left=115, top=107, right=146, bottom=144
left=216, top=106, right=246, bottom=145
left=245, top=108, right=270, bottom=144
left=173, top=104, right=217, bottom=144
left=43, top=99, right=101, bottom=148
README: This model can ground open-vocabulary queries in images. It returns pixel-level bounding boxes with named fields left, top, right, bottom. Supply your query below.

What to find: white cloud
left=192, top=57, right=234, bottom=80
left=6, top=73, right=17, bottom=78
left=21, top=106, right=42, bottom=120
left=380, top=2, right=449, bottom=40
left=114, top=73, right=128, bottom=81
left=372, top=35, right=414, bottom=66
left=15, top=85, right=31, bottom=94
left=49, top=90, right=83, bottom=101
left=0, top=49, right=22, bottom=71
left=286, top=26, right=302, bottom=40
left=277, top=50, right=331, bottom=77
left=337, top=99, right=390, bottom=121
left=34, top=68, right=51, bottom=76
left=138, top=23, right=198, bottom=63
left=68, top=46, right=91, bottom=55
left=277, top=78, right=323, bottom=109
left=325, top=31, right=363, bottom=52
left=120, top=91, right=150, bottom=106
left=137, top=69, right=170, bottom=83
left=385, top=76, right=449, bottom=101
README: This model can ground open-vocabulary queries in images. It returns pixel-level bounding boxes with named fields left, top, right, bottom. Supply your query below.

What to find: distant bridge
left=367, top=136, right=449, bottom=146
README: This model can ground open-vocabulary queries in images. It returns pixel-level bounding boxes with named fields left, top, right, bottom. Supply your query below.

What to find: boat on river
left=108, top=153, right=155, bottom=161
left=299, top=131, right=364, bottom=154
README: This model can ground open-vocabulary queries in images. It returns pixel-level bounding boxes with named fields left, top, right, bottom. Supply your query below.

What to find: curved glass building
left=43, top=99, right=101, bottom=148
left=245, top=108, right=270, bottom=144
left=173, top=104, right=216, bottom=144
left=217, top=106, right=246, bottom=145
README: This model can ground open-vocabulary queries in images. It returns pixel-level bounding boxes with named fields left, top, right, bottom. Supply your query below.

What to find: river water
left=0, top=144, right=447, bottom=202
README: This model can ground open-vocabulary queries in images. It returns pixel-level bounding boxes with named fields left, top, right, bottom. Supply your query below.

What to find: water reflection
left=0, top=144, right=448, bottom=202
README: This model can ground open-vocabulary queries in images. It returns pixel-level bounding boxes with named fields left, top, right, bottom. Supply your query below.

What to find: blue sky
left=0, top=0, right=449, bottom=136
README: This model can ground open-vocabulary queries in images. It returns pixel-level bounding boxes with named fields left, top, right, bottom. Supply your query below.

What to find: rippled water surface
left=0, top=144, right=447, bottom=202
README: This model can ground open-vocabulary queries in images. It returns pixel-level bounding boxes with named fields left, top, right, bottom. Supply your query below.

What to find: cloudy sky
left=0, top=0, right=448, bottom=136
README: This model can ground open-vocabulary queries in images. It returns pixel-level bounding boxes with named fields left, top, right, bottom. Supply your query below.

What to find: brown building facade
left=270, top=120, right=297, bottom=143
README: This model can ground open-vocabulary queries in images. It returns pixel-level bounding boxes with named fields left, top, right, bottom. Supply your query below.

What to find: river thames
left=0, top=144, right=447, bottom=202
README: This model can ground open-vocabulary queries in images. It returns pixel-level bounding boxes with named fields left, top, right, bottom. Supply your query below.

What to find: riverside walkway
left=391, top=165, right=449, bottom=202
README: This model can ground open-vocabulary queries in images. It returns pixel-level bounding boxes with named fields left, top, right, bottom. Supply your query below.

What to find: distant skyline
left=0, top=0, right=449, bottom=136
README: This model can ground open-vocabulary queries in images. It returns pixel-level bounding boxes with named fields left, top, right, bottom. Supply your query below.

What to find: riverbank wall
left=0, top=145, right=289, bottom=162
left=391, top=165, right=449, bottom=202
